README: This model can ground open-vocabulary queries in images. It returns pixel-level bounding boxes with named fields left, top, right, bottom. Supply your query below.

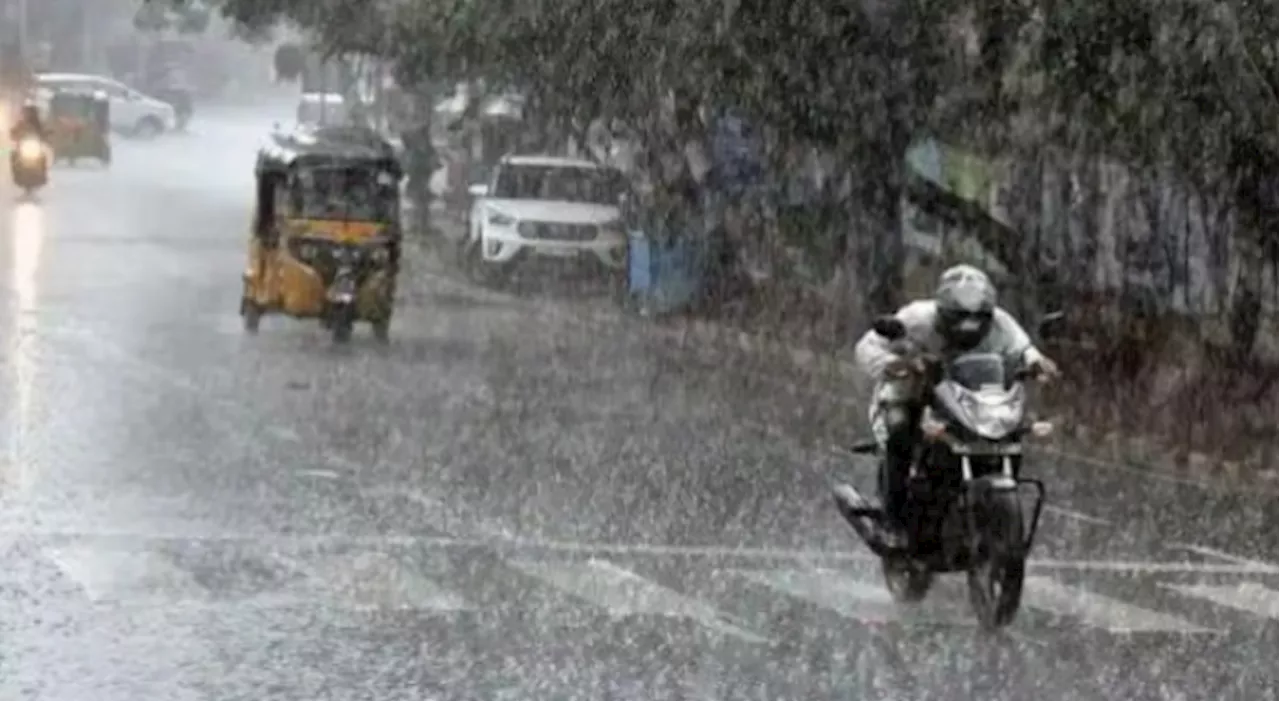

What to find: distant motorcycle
left=832, top=312, right=1063, bottom=630
left=10, top=135, right=48, bottom=196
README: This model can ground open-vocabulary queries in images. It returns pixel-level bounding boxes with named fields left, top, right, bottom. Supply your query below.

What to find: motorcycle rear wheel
left=966, top=490, right=1026, bottom=630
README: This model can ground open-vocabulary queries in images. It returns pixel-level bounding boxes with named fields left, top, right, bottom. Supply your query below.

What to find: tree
left=153, top=0, right=960, bottom=310
left=156, top=0, right=1276, bottom=334
left=134, top=0, right=213, bottom=34
left=1011, top=0, right=1277, bottom=356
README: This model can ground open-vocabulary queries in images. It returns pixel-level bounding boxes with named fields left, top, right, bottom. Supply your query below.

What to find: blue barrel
left=626, top=229, right=705, bottom=317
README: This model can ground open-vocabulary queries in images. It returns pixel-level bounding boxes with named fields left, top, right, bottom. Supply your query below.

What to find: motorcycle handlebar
left=886, top=354, right=1055, bottom=384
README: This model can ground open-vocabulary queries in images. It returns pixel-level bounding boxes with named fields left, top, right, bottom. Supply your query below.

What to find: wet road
left=0, top=108, right=1274, bottom=700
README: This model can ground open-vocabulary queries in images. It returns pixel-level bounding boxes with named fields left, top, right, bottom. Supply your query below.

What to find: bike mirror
left=872, top=316, right=906, bottom=340
left=1038, top=310, right=1066, bottom=338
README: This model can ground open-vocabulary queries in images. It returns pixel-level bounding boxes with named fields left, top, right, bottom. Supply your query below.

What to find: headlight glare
left=17, top=139, right=42, bottom=162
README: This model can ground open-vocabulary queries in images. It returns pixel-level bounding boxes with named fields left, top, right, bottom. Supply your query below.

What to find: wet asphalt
left=0, top=104, right=1273, bottom=700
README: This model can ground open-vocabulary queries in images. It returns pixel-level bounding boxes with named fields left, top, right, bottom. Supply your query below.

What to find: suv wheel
left=133, top=117, right=164, bottom=139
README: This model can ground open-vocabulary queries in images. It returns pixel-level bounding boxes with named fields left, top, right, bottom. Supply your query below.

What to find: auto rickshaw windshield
left=292, top=167, right=397, bottom=222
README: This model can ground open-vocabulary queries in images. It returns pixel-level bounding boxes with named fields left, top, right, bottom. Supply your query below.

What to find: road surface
left=0, top=108, right=1273, bottom=700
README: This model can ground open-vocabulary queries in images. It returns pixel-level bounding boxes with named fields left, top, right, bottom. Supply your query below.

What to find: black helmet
left=934, top=264, right=996, bottom=351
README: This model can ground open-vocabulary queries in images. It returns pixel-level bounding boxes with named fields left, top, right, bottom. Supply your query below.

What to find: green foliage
left=135, top=0, right=213, bottom=34
left=273, top=44, right=305, bottom=81
left=152, top=0, right=1277, bottom=182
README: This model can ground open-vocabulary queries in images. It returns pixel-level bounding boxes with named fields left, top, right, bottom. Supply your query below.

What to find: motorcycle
left=10, top=135, right=48, bottom=196
left=317, top=239, right=394, bottom=343
left=832, top=312, right=1063, bottom=629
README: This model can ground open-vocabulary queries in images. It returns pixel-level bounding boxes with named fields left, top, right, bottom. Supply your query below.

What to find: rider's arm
left=854, top=300, right=935, bottom=379
left=994, top=307, right=1045, bottom=366
left=854, top=326, right=897, bottom=380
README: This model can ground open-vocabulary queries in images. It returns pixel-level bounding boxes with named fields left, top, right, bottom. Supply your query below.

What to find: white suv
left=36, top=73, right=177, bottom=138
left=466, top=155, right=627, bottom=278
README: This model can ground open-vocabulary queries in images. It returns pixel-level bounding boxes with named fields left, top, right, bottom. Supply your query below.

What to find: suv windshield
left=292, top=167, right=397, bottom=221
left=492, top=164, right=622, bottom=205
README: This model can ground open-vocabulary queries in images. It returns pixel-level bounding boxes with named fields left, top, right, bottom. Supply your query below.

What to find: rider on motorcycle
left=10, top=101, right=46, bottom=143
left=853, top=264, right=1060, bottom=547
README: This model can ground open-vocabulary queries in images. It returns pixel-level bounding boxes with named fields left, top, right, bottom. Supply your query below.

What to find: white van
left=296, top=92, right=348, bottom=126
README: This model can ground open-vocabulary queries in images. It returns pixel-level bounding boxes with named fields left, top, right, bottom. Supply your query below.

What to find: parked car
left=464, top=154, right=628, bottom=282
left=35, top=73, right=177, bottom=138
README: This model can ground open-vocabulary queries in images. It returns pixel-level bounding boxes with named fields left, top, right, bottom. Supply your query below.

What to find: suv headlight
left=487, top=211, right=516, bottom=227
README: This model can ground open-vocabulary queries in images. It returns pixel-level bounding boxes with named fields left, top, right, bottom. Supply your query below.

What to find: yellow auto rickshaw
left=240, top=125, right=404, bottom=342
left=48, top=89, right=111, bottom=166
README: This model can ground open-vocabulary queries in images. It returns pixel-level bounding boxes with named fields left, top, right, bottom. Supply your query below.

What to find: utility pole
left=16, top=0, right=26, bottom=61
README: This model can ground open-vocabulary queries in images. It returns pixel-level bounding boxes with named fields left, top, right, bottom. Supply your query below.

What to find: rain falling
left=0, top=0, right=1273, bottom=698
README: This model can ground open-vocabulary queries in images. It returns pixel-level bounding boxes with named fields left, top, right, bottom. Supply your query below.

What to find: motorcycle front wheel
left=332, top=317, right=354, bottom=343
left=882, top=556, right=933, bottom=603
left=966, top=490, right=1026, bottom=630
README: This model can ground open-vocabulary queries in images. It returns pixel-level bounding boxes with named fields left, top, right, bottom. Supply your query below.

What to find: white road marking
left=296, top=469, right=340, bottom=480
left=509, top=558, right=769, bottom=644
left=325, top=454, right=362, bottom=471
left=362, top=486, right=515, bottom=541
left=1162, top=582, right=1279, bottom=620
left=280, top=550, right=473, bottom=612
left=8, top=531, right=1277, bottom=574
left=1176, top=544, right=1275, bottom=569
left=736, top=567, right=972, bottom=626
left=267, top=425, right=302, bottom=442
left=1023, top=576, right=1214, bottom=633
left=47, top=545, right=209, bottom=604
left=1044, top=504, right=1111, bottom=526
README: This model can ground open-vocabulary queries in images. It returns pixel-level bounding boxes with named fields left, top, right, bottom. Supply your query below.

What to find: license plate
left=950, top=442, right=1022, bottom=456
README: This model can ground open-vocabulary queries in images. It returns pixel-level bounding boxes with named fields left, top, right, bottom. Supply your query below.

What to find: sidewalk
left=394, top=211, right=1278, bottom=491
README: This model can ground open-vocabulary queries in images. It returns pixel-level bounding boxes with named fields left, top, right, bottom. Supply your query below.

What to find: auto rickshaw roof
left=257, top=124, right=401, bottom=176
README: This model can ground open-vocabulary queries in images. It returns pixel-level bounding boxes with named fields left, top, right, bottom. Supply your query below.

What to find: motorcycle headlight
left=968, top=399, right=1022, bottom=439
left=17, top=139, right=42, bottom=162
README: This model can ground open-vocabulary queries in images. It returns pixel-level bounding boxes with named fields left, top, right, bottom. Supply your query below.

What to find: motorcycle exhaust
left=831, top=483, right=899, bottom=558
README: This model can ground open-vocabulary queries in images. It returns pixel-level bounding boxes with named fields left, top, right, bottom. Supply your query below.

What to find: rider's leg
left=872, top=382, right=920, bottom=544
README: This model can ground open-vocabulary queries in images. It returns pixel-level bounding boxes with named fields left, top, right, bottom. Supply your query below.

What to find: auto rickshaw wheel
left=462, top=238, right=511, bottom=288
left=372, top=318, right=391, bottom=342
left=241, top=299, right=262, bottom=333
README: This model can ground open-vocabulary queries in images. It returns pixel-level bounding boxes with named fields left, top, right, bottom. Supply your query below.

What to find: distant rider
left=10, top=101, right=46, bottom=143
left=853, top=264, right=1060, bottom=547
